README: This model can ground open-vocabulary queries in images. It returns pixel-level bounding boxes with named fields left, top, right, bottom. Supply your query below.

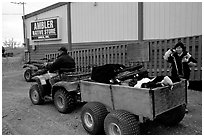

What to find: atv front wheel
left=29, top=84, right=44, bottom=105
left=24, top=69, right=32, bottom=82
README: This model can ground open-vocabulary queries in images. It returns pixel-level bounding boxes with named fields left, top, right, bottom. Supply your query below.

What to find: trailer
left=80, top=79, right=187, bottom=135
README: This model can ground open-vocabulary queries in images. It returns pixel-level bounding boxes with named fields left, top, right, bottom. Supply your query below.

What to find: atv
left=23, top=58, right=53, bottom=82
left=29, top=68, right=90, bottom=114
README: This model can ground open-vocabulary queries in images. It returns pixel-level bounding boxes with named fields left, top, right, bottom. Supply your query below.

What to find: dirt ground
left=2, top=69, right=202, bottom=135
left=2, top=55, right=202, bottom=135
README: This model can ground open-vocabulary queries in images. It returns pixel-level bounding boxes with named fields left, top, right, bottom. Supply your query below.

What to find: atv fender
left=23, top=64, right=38, bottom=70
left=33, top=75, right=47, bottom=85
left=33, top=73, right=57, bottom=85
left=32, top=76, right=46, bottom=98
left=52, top=81, right=80, bottom=98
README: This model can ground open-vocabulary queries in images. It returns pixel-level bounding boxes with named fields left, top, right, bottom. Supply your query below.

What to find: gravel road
left=2, top=70, right=202, bottom=135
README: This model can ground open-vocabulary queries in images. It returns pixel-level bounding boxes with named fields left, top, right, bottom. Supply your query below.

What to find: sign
left=127, top=42, right=149, bottom=62
left=31, top=17, right=60, bottom=40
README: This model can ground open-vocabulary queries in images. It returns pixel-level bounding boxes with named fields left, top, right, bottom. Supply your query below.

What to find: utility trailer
left=80, top=79, right=187, bottom=135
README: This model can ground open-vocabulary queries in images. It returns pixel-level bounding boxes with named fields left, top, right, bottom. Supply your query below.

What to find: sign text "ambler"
left=34, top=20, right=54, bottom=30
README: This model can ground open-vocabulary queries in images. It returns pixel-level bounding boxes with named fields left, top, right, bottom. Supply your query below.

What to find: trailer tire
left=54, top=88, right=75, bottom=114
left=157, top=105, right=186, bottom=126
left=29, top=84, right=44, bottom=105
left=104, top=110, right=140, bottom=135
left=24, top=69, right=32, bottom=82
left=81, top=102, right=108, bottom=134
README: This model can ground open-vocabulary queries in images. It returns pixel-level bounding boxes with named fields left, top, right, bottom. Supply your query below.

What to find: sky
left=1, top=0, right=59, bottom=45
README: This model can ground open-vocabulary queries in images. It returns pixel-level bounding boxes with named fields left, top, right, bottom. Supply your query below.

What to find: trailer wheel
left=104, top=110, right=140, bottom=135
left=54, top=88, right=75, bottom=114
left=81, top=102, right=108, bottom=134
left=157, top=105, right=186, bottom=126
left=24, top=69, right=32, bottom=82
left=29, top=84, right=44, bottom=105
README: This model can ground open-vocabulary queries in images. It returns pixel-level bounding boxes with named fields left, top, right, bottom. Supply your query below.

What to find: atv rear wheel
left=29, top=84, right=44, bottom=105
left=54, top=88, right=76, bottom=114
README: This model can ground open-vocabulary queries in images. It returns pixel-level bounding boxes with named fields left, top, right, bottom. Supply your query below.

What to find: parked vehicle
left=2, top=46, right=13, bottom=57
left=23, top=58, right=53, bottom=82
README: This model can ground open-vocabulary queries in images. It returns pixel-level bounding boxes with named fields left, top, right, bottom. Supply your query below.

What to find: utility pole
left=11, top=2, right=26, bottom=45
left=11, top=2, right=29, bottom=61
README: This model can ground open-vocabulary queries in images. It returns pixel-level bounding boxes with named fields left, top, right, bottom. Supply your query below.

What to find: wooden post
left=138, top=2, right=143, bottom=41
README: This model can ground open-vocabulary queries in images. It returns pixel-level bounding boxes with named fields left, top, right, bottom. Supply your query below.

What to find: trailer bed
left=80, top=79, right=187, bottom=120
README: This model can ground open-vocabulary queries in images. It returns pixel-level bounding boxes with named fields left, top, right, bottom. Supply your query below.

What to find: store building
left=24, top=2, right=202, bottom=61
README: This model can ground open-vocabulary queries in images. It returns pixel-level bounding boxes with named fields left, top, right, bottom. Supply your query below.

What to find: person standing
left=163, top=41, right=197, bottom=113
left=163, top=42, right=197, bottom=81
left=2, top=46, right=5, bottom=57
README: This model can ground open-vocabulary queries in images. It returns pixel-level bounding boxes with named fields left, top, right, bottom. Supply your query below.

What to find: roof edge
left=24, top=2, right=69, bottom=19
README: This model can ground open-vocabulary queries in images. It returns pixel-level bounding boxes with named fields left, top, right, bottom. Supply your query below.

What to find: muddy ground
left=2, top=57, right=202, bottom=135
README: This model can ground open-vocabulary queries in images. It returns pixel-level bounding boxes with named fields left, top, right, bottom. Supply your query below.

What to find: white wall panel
left=26, top=5, right=68, bottom=45
left=144, top=2, right=202, bottom=40
left=71, top=2, right=138, bottom=43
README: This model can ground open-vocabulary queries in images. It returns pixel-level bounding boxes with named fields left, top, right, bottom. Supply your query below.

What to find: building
left=24, top=2, right=202, bottom=61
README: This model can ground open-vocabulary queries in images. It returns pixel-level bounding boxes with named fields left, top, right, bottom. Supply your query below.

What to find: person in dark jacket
left=46, top=47, right=75, bottom=73
left=33, top=47, right=75, bottom=77
left=163, top=42, right=197, bottom=113
left=164, top=42, right=197, bottom=80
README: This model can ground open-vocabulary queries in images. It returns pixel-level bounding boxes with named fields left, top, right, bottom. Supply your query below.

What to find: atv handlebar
left=40, top=57, right=55, bottom=62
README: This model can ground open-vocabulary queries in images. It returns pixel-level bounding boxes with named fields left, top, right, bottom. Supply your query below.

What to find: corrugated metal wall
left=144, top=2, right=202, bottom=40
left=71, top=2, right=201, bottom=43
left=71, top=2, right=138, bottom=43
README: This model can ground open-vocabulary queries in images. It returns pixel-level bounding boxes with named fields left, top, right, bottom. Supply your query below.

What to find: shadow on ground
left=189, top=81, right=202, bottom=91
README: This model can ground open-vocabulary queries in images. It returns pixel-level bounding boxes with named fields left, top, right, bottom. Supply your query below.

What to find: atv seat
left=59, top=68, right=75, bottom=73
left=57, top=68, right=76, bottom=79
